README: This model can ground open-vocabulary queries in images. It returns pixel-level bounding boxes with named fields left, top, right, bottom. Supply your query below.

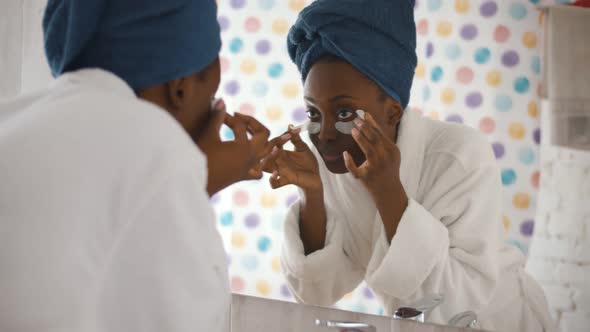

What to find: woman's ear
left=386, top=100, right=404, bottom=127
left=165, top=78, right=186, bottom=113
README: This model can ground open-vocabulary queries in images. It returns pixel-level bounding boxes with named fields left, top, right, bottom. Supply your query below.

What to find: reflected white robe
left=281, top=110, right=554, bottom=332
left=0, top=69, right=229, bottom=332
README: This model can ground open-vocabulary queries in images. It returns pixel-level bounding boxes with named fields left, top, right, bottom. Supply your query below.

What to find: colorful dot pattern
left=215, top=0, right=572, bottom=316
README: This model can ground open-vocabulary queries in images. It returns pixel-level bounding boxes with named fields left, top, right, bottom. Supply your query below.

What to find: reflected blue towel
left=43, top=0, right=221, bottom=90
left=288, top=0, right=417, bottom=109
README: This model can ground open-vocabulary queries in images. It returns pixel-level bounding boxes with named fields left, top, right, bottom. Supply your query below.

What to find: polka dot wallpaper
left=213, top=0, right=573, bottom=315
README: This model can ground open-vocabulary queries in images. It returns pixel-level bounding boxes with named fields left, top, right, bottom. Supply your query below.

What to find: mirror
left=7, top=1, right=586, bottom=331
left=211, top=1, right=573, bottom=332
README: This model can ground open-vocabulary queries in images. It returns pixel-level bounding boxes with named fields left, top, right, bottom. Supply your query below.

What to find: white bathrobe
left=281, top=110, right=554, bottom=331
left=0, top=69, right=229, bottom=332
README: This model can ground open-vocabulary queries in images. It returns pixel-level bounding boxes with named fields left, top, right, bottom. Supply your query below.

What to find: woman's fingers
left=235, top=113, right=273, bottom=157
left=261, top=146, right=282, bottom=173
left=270, top=165, right=320, bottom=190
left=262, top=158, right=277, bottom=174
left=269, top=132, right=292, bottom=148
left=246, top=163, right=264, bottom=180
left=343, top=151, right=364, bottom=179
left=265, top=148, right=322, bottom=190
left=364, top=113, right=392, bottom=145
left=224, top=113, right=248, bottom=141
left=234, top=113, right=270, bottom=138
left=288, top=127, right=310, bottom=152
left=354, top=118, right=378, bottom=144
left=351, top=127, right=377, bottom=161
left=207, top=108, right=227, bottom=139
left=193, top=107, right=226, bottom=149
left=270, top=171, right=292, bottom=189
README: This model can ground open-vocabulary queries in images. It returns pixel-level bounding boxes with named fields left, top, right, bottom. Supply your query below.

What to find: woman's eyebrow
left=329, top=95, right=355, bottom=102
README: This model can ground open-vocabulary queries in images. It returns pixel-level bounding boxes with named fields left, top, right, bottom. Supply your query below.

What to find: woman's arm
left=366, top=149, right=503, bottom=322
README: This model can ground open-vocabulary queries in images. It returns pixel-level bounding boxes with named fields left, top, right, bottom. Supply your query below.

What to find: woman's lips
left=322, top=152, right=343, bottom=162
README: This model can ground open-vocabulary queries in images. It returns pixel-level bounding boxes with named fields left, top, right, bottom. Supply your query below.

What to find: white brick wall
left=527, top=145, right=590, bottom=332
left=560, top=312, right=590, bottom=332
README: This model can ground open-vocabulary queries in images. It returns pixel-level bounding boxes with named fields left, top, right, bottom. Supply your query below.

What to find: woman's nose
left=318, top=119, right=338, bottom=142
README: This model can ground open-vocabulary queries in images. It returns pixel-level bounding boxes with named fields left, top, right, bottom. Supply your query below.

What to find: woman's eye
left=337, top=109, right=354, bottom=120
left=307, top=109, right=320, bottom=120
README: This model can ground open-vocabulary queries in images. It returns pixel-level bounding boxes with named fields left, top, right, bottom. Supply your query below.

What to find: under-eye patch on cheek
left=294, top=110, right=366, bottom=135
left=289, top=121, right=321, bottom=134
left=335, top=121, right=355, bottom=134
left=307, top=122, right=321, bottom=134
left=335, top=109, right=366, bottom=135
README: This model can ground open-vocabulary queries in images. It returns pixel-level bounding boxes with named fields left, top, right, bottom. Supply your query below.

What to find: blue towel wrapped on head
left=288, top=0, right=417, bottom=109
left=43, top=0, right=221, bottom=90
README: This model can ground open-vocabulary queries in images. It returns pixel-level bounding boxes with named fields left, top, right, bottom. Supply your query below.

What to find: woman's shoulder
left=419, top=115, right=497, bottom=171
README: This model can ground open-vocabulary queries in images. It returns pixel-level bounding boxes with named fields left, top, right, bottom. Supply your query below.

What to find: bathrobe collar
left=53, top=69, right=136, bottom=99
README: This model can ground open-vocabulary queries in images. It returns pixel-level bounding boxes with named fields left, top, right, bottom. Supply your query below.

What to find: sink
left=231, top=294, right=484, bottom=332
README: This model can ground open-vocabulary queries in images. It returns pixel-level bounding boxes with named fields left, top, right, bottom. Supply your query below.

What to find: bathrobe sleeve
left=281, top=188, right=365, bottom=306
left=95, top=160, right=230, bottom=332
left=365, top=149, right=502, bottom=318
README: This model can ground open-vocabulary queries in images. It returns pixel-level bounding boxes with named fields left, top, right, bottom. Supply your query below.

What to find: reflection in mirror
left=215, top=1, right=589, bottom=332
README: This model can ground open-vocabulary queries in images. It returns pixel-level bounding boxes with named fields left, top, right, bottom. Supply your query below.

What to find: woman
left=0, top=1, right=274, bottom=331
left=266, top=0, right=554, bottom=331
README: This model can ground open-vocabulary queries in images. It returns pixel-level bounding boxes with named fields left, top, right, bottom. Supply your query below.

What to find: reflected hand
left=343, top=112, right=408, bottom=241
left=343, top=112, right=402, bottom=196
left=196, top=100, right=274, bottom=196
left=264, top=127, right=322, bottom=192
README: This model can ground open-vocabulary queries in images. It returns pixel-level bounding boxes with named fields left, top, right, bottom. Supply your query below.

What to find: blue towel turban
left=43, top=0, right=221, bottom=90
left=287, top=0, right=417, bottom=109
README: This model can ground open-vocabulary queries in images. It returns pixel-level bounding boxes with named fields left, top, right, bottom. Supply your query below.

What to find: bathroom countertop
left=231, top=294, right=484, bottom=332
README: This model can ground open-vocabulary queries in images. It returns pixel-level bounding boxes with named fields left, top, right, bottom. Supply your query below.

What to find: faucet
left=392, top=293, right=445, bottom=323
left=448, top=311, right=478, bottom=328
left=315, top=319, right=376, bottom=332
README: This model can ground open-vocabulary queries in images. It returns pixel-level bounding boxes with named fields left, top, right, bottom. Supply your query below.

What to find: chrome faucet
left=315, top=319, right=376, bottom=332
left=448, top=311, right=478, bottom=328
left=392, top=293, right=445, bottom=323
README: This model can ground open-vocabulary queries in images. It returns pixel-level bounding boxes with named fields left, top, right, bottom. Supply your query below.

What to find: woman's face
left=138, top=57, right=221, bottom=142
left=303, top=58, right=402, bottom=174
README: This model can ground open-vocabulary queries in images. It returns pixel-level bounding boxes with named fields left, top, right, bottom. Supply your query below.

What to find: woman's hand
left=265, top=126, right=327, bottom=255
left=343, top=113, right=401, bottom=194
left=264, top=127, right=322, bottom=192
left=196, top=100, right=275, bottom=196
left=343, top=113, right=408, bottom=241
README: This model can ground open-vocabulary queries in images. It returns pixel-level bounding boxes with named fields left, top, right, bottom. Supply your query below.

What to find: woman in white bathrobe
left=266, top=1, right=554, bottom=331
left=0, top=1, right=274, bottom=331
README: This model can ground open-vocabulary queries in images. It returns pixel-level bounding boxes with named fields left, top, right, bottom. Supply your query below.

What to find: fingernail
left=292, top=127, right=302, bottom=134
left=356, top=109, right=366, bottom=120
left=272, top=171, right=278, bottom=178
left=272, top=146, right=279, bottom=155
left=281, top=134, right=291, bottom=140
left=214, top=98, right=225, bottom=111
left=351, top=128, right=359, bottom=137
left=354, top=118, right=363, bottom=127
